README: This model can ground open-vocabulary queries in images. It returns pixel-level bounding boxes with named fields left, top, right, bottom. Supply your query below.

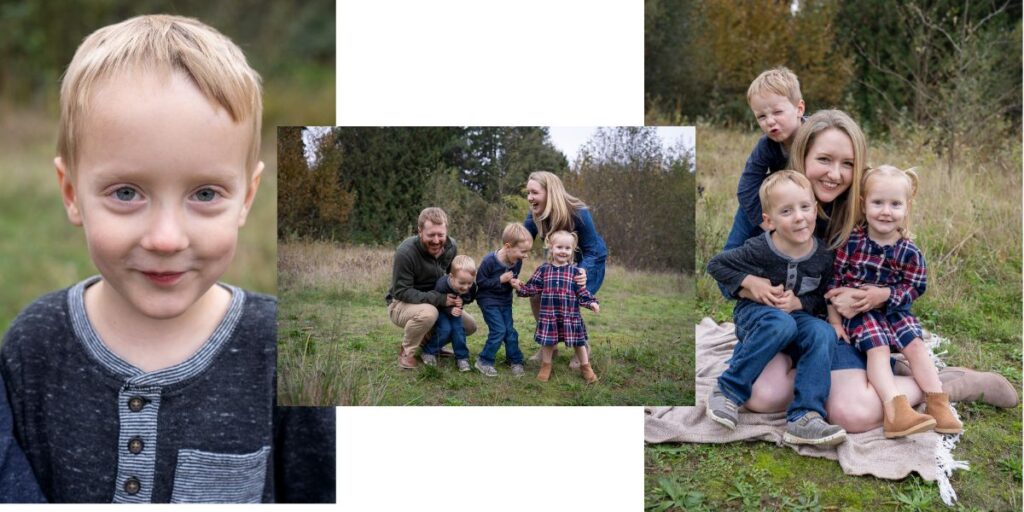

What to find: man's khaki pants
left=388, top=300, right=477, bottom=357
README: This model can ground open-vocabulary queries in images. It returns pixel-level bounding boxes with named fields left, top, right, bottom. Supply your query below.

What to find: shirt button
left=124, top=477, right=141, bottom=495
left=128, top=437, right=144, bottom=454
left=128, top=397, right=145, bottom=412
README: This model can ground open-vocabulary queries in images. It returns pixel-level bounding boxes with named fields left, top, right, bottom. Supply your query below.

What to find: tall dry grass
left=696, top=123, right=1022, bottom=369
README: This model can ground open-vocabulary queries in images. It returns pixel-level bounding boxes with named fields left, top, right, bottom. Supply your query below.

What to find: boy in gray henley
left=0, top=15, right=334, bottom=503
left=705, top=171, right=845, bottom=446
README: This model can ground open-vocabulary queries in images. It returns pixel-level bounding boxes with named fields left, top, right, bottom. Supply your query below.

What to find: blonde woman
left=523, top=171, right=607, bottom=367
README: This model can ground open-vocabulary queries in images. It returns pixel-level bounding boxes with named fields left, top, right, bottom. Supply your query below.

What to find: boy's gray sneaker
left=706, top=385, right=738, bottom=430
left=511, top=363, right=525, bottom=377
left=474, top=360, right=497, bottom=377
left=457, top=359, right=471, bottom=372
left=421, top=353, right=437, bottom=367
left=783, top=412, right=847, bottom=446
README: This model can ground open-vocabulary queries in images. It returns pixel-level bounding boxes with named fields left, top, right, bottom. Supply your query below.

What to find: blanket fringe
left=925, top=331, right=969, bottom=507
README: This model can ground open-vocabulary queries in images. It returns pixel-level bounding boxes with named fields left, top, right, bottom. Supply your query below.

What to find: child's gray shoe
left=421, top=353, right=437, bottom=367
left=474, top=360, right=497, bottom=377
left=783, top=412, right=846, bottom=446
left=706, top=385, right=738, bottom=430
left=511, top=363, right=525, bottom=377
left=457, top=359, right=471, bottom=372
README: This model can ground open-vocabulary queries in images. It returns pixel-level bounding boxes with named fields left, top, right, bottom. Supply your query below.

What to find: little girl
left=828, top=165, right=961, bottom=438
left=516, top=230, right=600, bottom=383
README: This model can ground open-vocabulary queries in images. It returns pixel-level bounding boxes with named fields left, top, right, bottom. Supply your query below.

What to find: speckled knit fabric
left=1, top=277, right=335, bottom=503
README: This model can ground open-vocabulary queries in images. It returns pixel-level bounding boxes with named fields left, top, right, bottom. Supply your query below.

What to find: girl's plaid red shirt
left=830, top=225, right=927, bottom=312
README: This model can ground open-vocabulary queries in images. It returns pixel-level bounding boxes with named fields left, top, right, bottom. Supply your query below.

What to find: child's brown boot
left=924, top=392, right=963, bottom=435
left=884, top=395, right=936, bottom=438
left=537, top=362, right=552, bottom=382
left=580, top=363, right=598, bottom=384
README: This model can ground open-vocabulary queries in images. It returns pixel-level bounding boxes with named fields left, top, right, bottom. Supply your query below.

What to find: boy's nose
left=141, top=206, right=190, bottom=253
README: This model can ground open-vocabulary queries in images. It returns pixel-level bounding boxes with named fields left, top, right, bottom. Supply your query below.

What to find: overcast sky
left=302, top=126, right=697, bottom=168
left=547, top=126, right=695, bottom=166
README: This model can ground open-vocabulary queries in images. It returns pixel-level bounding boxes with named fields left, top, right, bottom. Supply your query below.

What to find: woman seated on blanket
left=722, top=109, right=1017, bottom=432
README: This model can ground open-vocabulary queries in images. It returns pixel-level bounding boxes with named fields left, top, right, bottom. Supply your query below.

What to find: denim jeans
left=423, top=311, right=469, bottom=360
left=477, top=304, right=523, bottom=365
left=718, top=301, right=835, bottom=422
left=716, top=208, right=764, bottom=299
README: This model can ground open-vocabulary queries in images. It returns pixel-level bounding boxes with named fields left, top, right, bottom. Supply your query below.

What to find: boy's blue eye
left=114, top=187, right=137, bottom=201
left=193, top=188, right=218, bottom=202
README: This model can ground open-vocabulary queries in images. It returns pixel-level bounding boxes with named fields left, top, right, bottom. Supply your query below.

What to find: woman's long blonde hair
left=788, top=109, right=869, bottom=249
left=528, top=171, right=587, bottom=240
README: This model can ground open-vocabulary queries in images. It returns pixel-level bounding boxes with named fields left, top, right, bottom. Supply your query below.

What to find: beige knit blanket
left=646, top=318, right=967, bottom=496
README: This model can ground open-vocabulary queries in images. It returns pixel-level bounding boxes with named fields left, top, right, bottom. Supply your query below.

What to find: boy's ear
left=55, top=157, right=83, bottom=226
left=762, top=212, right=775, bottom=232
left=796, top=99, right=805, bottom=117
left=238, top=161, right=264, bottom=227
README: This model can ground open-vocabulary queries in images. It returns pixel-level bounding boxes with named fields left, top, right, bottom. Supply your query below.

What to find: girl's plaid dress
left=517, top=262, right=598, bottom=347
left=831, top=226, right=927, bottom=352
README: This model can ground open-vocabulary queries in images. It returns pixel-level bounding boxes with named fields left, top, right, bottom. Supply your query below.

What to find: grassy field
left=646, top=125, right=1023, bottom=511
left=277, top=242, right=694, bottom=406
left=0, top=109, right=277, bottom=333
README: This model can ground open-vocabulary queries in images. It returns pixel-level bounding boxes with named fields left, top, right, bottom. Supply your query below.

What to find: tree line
left=278, top=126, right=695, bottom=274
left=646, top=0, right=1021, bottom=169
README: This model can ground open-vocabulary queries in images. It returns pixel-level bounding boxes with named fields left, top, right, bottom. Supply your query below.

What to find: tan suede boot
left=925, top=392, right=963, bottom=435
left=537, top=362, right=552, bottom=382
left=939, top=367, right=1019, bottom=408
left=580, top=363, right=598, bottom=384
left=883, top=395, right=936, bottom=438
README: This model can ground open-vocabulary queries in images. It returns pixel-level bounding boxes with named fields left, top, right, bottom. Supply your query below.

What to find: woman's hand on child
left=574, top=268, right=587, bottom=288
left=825, top=286, right=888, bottom=319
left=445, top=294, right=459, bottom=307
left=590, top=303, right=600, bottom=314
left=500, top=271, right=514, bottom=283
left=510, top=278, right=523, bottom=290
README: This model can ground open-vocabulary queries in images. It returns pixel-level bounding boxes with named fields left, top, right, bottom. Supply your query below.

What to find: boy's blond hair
left=58, top=15, right=263, bottom=173
left=759, top=170, right=813, bottom=213
left=747, top=66, right=802, bottom=106
left=501, top=222, right=532, bottom=246
left=450, top=254, right=477, bottom=276
left=418, top=207, right=449, bottom=231
left=861, top=164, right=920, bottom=238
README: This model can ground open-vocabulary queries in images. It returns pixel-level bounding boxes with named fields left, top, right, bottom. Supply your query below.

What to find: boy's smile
left=449, top=270, right=475, bottom=295
left=503, top=240, right=533, bottom=265
left=763, top=181, right=817, bottom=255
left=56, top=70, right=262, bottom=321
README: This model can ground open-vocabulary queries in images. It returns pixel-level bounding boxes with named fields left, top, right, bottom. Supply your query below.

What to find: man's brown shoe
left=925, top=392, right=963, bottom=435
left=883, top=395, right=936, bottom=438
left=939, top=367, right=1019, bottom=408
left=399, top=346, right=417, bottom=369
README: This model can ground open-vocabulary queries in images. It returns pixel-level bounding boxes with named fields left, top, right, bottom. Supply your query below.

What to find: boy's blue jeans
left=718, top=301, right=835, bottom=422
left=477, top=304, right=523, bottom=366
left=423, top=311, right=469, bottom=360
